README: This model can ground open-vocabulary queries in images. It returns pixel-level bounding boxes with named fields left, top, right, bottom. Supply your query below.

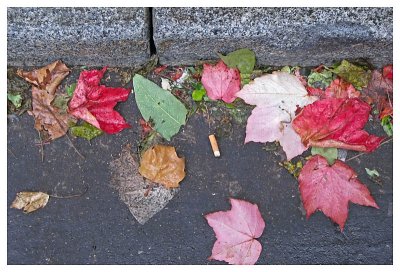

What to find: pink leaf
left=236, top=72, right=317, bottom=160
left=205, top=198, right=265, bottom=265
left=298, top=155, right=379, bottom=231
left=292, top=98, right=384, bottom=152
left=201, top=60, right=241, bottom=103
left=68, top=67, right=130, bottom=134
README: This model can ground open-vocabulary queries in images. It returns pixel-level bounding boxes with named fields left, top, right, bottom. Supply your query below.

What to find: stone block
left=153, top=7, right=393, bottom=67
left=7, top=7, right=150, bottom=67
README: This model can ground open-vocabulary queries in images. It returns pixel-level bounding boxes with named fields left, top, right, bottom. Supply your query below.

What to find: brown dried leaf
left=11, top=192, right=50, bottom=213
left=110, top=145, right=179, bottom=224
left=17, top=60, right=70, bottom=93
left=17, top=61, right=76, bottom=141
left=139, top=145, right=185, bottom=188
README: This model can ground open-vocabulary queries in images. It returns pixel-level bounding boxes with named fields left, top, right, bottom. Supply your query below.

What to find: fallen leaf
left=139, top=145, right=185, bottom=188
left=11, top=192, right=50, bottom=213
left=7, top=68, right=31, bottom=115
left=292, top=98, right=384, bottom=152
left=236, top=72, right=317, bottom=160
left=68, top=67, right=131, bottom=134
left=201, top=60, right=241, bottom=103
left=306, top=86, right=325, bottom=98
left=7, top=93, right=22, bottom=108
left=331, top=60, right=371, bottom=89
left=381, top=115, right=393, bottom=137
left=205, top=198, right=265, bottom=265
left=153, top=65, right=168, bottom=74
left=133, top=74, right=188, bottom=140
left=191, top=83, right=207, bottom=101
left=218, top=48, right=256, bottom=75
left=110, top=145, right=179, bottom=224
left=17, top=60, right=70, bottom=91
left=325, top=78, right=360, bottom=99
left=307, top=70, right=334, bottom=89
left=311, top=147, right=338, bottom=165
left=65, top=83, right=77, bottom=96
left=280, top=160, right=304, bottom=178
left=138, top=118, right=153, bottom=136
left=70, top=121, right=103, bottom=141
left=298, top=155, right=378, bottom=230
left=52, top=93, right=71, bottom=114
left=383, top=65, right=393, bottom=80
left=361, top=68, right=393, bottom=120
left=17, top=60, right=76, bottom=141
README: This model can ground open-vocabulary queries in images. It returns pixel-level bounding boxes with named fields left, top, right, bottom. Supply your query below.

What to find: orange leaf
left=139, top=145, right=185, bottom=188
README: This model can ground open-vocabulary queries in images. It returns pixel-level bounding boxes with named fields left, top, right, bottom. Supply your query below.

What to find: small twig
left=7, top=148, right=17, bottom=159
left=66, top=134, right=85, bottom=160
left=346, top=138, right=392, bottom=162
left=38, top=131, right=44, bottom=162
left=205, top=104, right=211, bottom=133
left=48, top=184, right=89, bottom=199
left=345, top=152, right=365, bottom=162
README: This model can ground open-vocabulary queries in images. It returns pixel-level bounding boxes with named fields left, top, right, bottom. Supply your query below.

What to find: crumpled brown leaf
left=17, top=60, right=76, bottom=141
left=110, top=145, right=179, bottom=224
left=139, top=145, right=185, bottom=188
left=10, top=192, right=50, bottom=213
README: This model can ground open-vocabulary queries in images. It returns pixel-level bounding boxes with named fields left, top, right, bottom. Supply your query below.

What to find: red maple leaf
left=68, top=67, right=130, bottom=134
left=204, top=198, right=265, bottom=265
left=292, top=98, right=384, bottom=152
left=298, top=155, right=379, bottom=231
left=201, top=60, right=241, bottom=103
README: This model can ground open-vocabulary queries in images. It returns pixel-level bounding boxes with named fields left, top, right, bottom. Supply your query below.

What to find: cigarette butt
left=209, top=134, right=220, bottom=157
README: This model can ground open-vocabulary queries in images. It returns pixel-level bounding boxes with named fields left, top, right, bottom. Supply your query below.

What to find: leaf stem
left=48, top=184, right=89, bottom=199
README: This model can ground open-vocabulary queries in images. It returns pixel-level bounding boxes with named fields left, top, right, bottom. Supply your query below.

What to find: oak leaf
left=298, top=155, right=379, bottom=230
left=68, top=67, right=130, bottom=134
left=17, top=60, right=75, bottom=141
left=236, top=71, right=317, bottom=160
left=139, top=145, right=185, bottom=188
left=11, top=192, right=50, bottom=213
left=205, top=198, right=265, bottom=265
left=292, top=98, right=384, bottom=152
left=201, top=60, right=241, bottom=103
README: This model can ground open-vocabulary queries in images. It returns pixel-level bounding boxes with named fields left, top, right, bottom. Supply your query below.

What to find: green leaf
left=7, top=93, right=22, bottom=108
left=331, top=60, right=371, bottom=89
left=365, top=168, right=380, bottom=178
left=65, top=83, right=77, bottom=96
left=280, top=66, right=292, bottom=74
left=52, top=94, right=71, bottom=114
left=218, top=48, right=256, bottom=74
left=192, top=88, right=206, bottom=101
left=311, top=147, right=338, bottom=165
left=307, top=70, right=334, bottom=89
left=70, top=122, right=103, bottom=141
left=381, top=115, right=393, bottom=137
left=133, top=74, right=188, bottom=140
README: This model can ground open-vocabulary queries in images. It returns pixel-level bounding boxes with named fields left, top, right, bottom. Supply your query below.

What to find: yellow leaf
left=139, top=145, right=185, bottom=188
left=11, top=192, right=49, bottom=213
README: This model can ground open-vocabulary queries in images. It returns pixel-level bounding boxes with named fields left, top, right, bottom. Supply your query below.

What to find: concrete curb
left=7, top=7, right=393, bottom=67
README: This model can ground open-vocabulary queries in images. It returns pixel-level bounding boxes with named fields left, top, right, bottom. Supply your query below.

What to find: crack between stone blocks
left=148, top=7, right=157, bottom=56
